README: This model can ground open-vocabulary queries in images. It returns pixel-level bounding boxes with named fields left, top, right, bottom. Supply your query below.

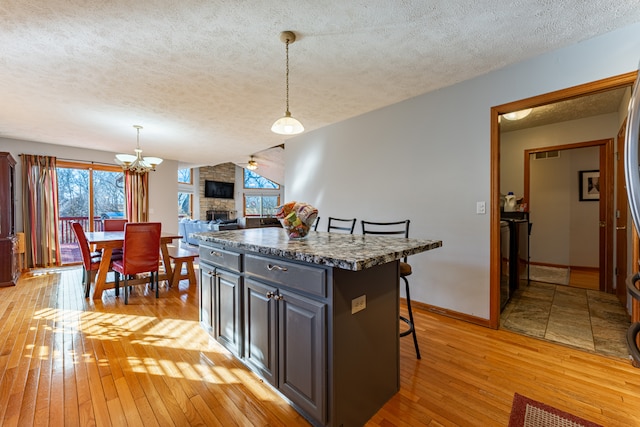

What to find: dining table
left=85, top=231, right=182, bottom=299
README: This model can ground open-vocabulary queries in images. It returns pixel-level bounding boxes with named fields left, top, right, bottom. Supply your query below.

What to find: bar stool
left=361, top=219, right=420, bottom=359
left=327, top=217, right=356, bottom=234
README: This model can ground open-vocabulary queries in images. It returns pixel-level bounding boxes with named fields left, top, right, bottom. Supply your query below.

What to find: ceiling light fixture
left=271, top=31, right=304, bottom=135
left=115, top=125, right=163, bottom=173
left=502, top=108, right=533, bottom=121
left=247, top=156, right=258, bottom=171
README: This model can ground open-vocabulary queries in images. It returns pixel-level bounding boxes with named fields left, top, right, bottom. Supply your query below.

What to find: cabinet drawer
left=245, top=254, right=326, bottom=298
left=199, top=244, right=242, bottom=272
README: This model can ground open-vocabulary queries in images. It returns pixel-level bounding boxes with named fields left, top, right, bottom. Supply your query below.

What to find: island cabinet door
left=244, top=278, right=278, bottom=386
left=214, top=269, right=243, bottom=357
left=278, top=289, right=327, bottom=425
left=199, top=262, right=215, bottom=332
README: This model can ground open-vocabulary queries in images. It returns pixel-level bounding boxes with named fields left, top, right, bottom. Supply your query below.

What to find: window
left=178, top=168, right=192, bottom=184
left=242, top=169, right=281, bottom=217
left=178, top=192, right=192, bottom=219
left=244, top=169, right=280, bottom=189
left=57, top=161, right=125, bottom=264
left=244, top=194, right=280, bottom=217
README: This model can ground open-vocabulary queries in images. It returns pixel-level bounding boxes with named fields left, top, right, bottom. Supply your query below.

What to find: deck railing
left=59, top=216, right=104, bottom=243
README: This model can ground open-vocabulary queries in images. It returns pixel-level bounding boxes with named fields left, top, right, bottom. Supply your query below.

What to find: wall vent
left=534, top=150, right=560, bottom=160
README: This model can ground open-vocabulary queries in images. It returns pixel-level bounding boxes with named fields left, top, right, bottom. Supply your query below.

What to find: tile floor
left=501, top=280, right=631, bottom=359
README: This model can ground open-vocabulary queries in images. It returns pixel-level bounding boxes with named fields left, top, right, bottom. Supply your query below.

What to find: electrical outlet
left=476, top=201, right=486, bottom=215
left=351, top=295, right=366, bottom=314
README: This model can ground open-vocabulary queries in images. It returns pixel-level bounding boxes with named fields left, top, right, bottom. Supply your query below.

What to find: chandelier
left=115, top=125, right=163, bottom=173
left=271, top=31, right=304, bottom=135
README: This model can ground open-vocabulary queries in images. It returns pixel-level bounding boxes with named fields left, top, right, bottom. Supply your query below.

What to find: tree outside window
left=178, top=168, right=192, bottom=184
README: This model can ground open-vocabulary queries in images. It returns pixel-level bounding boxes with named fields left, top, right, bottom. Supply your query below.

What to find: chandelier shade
left=272, top=31, right=304, bottom=135
left=115, top=125, right=163, bottom=173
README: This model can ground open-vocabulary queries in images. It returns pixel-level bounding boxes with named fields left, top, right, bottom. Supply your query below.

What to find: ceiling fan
left=238, top=155, right=259, bottom=171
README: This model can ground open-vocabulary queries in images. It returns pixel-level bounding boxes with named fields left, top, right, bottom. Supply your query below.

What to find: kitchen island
left=194, top=227, right=442, bottom=427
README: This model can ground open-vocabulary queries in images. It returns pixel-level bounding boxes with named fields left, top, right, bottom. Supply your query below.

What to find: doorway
left=523, top=140, right=612, bottom=292
left=489, top=71, right=636, bottom=328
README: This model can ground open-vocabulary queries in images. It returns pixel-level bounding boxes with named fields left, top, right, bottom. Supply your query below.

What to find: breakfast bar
left=194, top=227, right=442, bottom=427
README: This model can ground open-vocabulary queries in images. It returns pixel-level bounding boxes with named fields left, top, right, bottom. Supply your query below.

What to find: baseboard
left=408, top=298, right=493, bottom=328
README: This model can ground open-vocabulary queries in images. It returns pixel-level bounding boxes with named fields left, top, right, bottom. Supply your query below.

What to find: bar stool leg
left=400, top=276, right=421, bottom=359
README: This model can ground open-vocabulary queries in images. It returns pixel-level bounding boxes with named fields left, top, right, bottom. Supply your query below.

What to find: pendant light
left=115, top=125, right=163, bottom=173
left=271, top=31, right=304, bottom=135
left=502, top=108, right=533, bottom=121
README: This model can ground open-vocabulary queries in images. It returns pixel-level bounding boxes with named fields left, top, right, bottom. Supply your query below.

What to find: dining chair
left=103, top=219, right=128, bottom=256
left=71, top=221, right=121, bottom=298
left=361, top=219, right=420, bottom=359
left=327, top=217, right=356, bottom=234
left=103, top=218, right=128, bottom=231
left=112, top=222, right=162, bottom=304
left=312, top=216, right=320, bottom=231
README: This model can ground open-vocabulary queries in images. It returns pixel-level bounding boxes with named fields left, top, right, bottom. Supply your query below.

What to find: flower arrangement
left=275, top=201, right=318, bottom=239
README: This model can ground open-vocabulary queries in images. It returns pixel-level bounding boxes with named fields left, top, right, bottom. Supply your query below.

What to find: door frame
left=489, top=71, right=636, bottom=328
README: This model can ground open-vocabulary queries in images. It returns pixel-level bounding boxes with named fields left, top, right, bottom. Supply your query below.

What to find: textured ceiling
left=500, top=87, right=630, bottom=132
left=1, top=1, right=640, bottom=171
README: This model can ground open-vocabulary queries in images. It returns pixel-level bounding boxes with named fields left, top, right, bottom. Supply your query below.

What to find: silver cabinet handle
left=205, top=270, right=215, bottom=277
left=266, top=291, right=284, bottom=300
left=210, top=251, right=223, bottom=257
left=267, top=264, right=288, bottom=272
left=617, top=226, right=627, bottom=230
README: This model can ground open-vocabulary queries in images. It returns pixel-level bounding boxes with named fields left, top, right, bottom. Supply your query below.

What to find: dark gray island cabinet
left=195, top=228, right=442, bottom=427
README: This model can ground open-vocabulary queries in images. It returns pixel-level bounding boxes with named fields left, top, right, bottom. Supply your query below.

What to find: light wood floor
left=1, top=267, right=640, bottom=426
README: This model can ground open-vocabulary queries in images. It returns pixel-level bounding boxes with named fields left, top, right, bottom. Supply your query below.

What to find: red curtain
left=21, top=155, right=61, bottom=268
left=125, top=170, right=149, bottom=222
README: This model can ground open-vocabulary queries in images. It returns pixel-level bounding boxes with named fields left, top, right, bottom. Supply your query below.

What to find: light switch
left=476, top=201, right=486, bottom=215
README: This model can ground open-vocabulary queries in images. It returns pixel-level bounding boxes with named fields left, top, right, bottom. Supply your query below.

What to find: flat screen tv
left=205, top=180, right=234, bottom=199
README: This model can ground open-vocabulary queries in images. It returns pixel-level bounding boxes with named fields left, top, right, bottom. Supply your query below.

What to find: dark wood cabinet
left=199, top=262, right=214, bottom=331
left=0, top=152, right=18, bottom=287
left=214, top=268, right=242, bottom=356
left=198, top=241, right=399, bottom=427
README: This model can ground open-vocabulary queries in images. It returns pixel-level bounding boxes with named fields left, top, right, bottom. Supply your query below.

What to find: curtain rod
left=18, top=153, right=116, bottom=167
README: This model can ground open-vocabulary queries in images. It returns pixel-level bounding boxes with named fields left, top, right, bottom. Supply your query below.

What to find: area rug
left=529, top=265, right=569, bottom=286
left=508, top=393, right=603, bottom=427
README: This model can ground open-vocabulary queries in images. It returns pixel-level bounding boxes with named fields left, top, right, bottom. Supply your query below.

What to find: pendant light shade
left=502, top=108, right=533, bottom=121
left=272, top=31, right=304, bottom=135
left=271, top=111, right=304, bottom=135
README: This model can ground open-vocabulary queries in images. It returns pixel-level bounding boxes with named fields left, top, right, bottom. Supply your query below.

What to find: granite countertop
left=194, top=227, right=442, bottom=271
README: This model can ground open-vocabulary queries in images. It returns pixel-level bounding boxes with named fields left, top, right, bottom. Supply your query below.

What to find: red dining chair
left=112, top=222, right=162, bottom=304
left=103, top=218, right=128, bottom=231
left=71, top=221, right=121, bottom=298
left=103, top=218, right=127, bottom=256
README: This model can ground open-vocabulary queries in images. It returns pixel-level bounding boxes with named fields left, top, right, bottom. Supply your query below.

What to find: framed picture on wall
left=579, top=170, right=600, bottom=201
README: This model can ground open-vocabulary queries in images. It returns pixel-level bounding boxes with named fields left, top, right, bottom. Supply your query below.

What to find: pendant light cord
left=285, top=38, right=290, bottom=114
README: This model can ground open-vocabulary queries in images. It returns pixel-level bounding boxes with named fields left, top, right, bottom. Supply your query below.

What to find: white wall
left=285, top=22, right=640, bottom=320
left=0, top=137, right=179, bottom=233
